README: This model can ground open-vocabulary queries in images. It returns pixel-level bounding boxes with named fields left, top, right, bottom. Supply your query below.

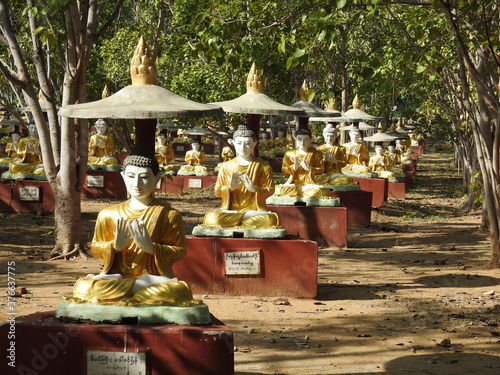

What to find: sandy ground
left=1, top=146, right=499, bottom=374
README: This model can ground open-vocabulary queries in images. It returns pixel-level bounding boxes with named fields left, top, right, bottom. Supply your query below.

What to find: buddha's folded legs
left=301, top=185, right=331, bottom=198
left=240, top=212, right=279, bottom=229
left=68, top=277, right=201, bottom=307
left=202, top=210, right=245, bottom=228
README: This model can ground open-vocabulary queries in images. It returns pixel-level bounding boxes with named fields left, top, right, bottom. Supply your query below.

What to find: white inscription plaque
left=87, top=175, right=104, bottom=188
left=19, top=186, right=40, bottom=201
left=224, top=250, right=261, bottom=275
left=188, top=178, right=202, bottom=189
left=87, top=351, right=146, bottom=375
left=177, top=145, right=184, bottom=151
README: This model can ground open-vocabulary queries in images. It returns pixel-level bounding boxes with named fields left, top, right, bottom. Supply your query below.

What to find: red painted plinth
left=352, top=177, right=387, bottom=207
left=159, top=176, right=217, bottom=195
left=330, top=190, right=372, bottom=227
left=388, top=182, right=406, bottom=200
left=0, top=179, right=55, bottom=212
left=403, top=163, right=416, bottom=173
left=410, top=153, right=419, bottom=161
left=0, top=311, right=234, bottom=375
left=267, top=205, right=347, bottom=248
left=82, top=171, right=127, bottom=199
left=174, top=236, right=318, bottom=298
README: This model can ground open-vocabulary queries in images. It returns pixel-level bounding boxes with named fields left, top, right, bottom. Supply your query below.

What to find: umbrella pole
left=247, top=113, right=262, bottom=158
left=134, top=118, right=157, bottom=157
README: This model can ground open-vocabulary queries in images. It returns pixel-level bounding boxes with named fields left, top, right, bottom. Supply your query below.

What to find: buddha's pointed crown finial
left=246, top=63, right=263, bottom=94
left=390, top=123, right=396, bottom=132
left=130, top=36, right=157, bottom=85
left=352, top=94, right=360, bottom=109
left=326, top=97, right=338, bottom=111
left=102, top=85, right=110, bottom=99
left=38, top=90, right=44, bottom=101
left=397, top=118, right=402, bottom=127
left=299, top=80, right=309, bottom=102
left=377, top=122, right=384, bottom=133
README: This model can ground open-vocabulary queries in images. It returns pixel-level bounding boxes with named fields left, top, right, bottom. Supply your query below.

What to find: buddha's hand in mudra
left=239, top=174, right=256, bottom=192
left=114, top=217, right=154, bottom=254
left=326, top=153, right=337, bottom=163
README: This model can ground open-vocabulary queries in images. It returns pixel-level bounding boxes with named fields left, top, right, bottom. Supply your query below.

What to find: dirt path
left=1, top=145, right=499, bottom=374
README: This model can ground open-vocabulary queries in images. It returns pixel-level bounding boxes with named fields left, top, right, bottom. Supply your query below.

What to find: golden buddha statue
left=88, top=119, right=119, bottom=165
left=315, top=124, right=355, bottom=185
left=369, top=144, right=395, bottom=179
left=387, top=142, right=404, bottom=174
left=178, top=138, right=208, bottom=175
left=341, top=127, right=372, bottom=174
left=221, top=138, right=234, bottom=162
left=155, top=130, right=174, bottom=173
left=274, top=128, right=331, bottom=198
left=258, top=131, right=270, bottom=152
left=8, top=122, right=45, bottom=175
left=65, top=147, right=201, bottom=307
left=395, top=139, right=412, bottom=162
left=201, top=124, right=279, bottom=229
left=0, top=130, right=21, bottom=164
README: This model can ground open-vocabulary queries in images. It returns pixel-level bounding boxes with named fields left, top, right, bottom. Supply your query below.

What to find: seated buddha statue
left=341, top=128, right=372, bottom=174
left=221, top=138, right=234, bottom=162
left=88, top=119, right=119, bottom=166
left=315, top=124, right=355, bottom=186
left=65, top=147, right=202, bottom=307
left=369, top=144, right=395, bottom=179
left=8, top=122, right=45, bottom=175
left=258, top=132, right=270, bottom=152
left=155, top=130, right=174, bottom=173
left=395, top=139, right=412, bottom=163
left=0, top=130, right=21, bottom=165
left=178, top=138, right=208, bottom=175
left=274, top=128, right=331, bottom=198
left=201, top=124, right=279, bottom=229
left=386, top=143, right=404, bottom=174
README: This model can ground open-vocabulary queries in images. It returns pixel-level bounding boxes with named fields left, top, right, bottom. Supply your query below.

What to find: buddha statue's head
left=375, top=144, right=383, bottom=156
left=349, top=128, right=361, bottom=144
left=11, top=131, right=20, bottom=144
left=122, top=146, right=160, bottom=200
left=388, top=141, right=396, bottom=154
left=191, top=142, right=200, bottom=151
left=278, top=130, right=284, bottom=138
left=157, top=131, right=167, bottom=145
left=28, top=122, right=38, bottom=139
left=295, top=128, right=312, bottom=152
left=95, top=119, right=107, bottom=136
left=233, top=124, right=257, bottom=160
left=260, top=132, right=267, bottom=140
left=323, top=124, right=337, bottom=145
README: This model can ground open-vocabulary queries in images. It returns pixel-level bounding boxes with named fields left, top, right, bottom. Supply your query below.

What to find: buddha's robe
left=8, top=137, right=45, bottom=174
left=0, top=140, right=20, bottom=164
left=315, top=144, right=354, bottom=185
left=179, top=150, right=207, bottom=173
left=203, top=157, right=279, bottom=228
left=386, top=153, right=404, bottom=174
left=88, top=134, right=118, bottom=165
left=341, top=142, right=371, bottom=174
left=155, top=144, right=174, bottom=171
left=275, top=148, right=330, bottom=198
left=70, top=199, right=199, bottom=306
left=369, top=155, right=395, bottom=179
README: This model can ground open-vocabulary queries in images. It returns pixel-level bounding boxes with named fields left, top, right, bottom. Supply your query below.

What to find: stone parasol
left=363, top=125, right=398, bottom=145
left=291, top=81, right=338, bottom=129
left=210, top=63, right=305, bottom=155
left=342, top=94, right=380, bottom=122
left=58, top=37, right=224, bottom=155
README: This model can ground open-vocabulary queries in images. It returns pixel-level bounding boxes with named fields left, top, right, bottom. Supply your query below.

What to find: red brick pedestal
left=411, top=145, right=424, bottom=157
left=82, top=170, right=127, bottom=199
left=0, top=311, right=234, bottom=375
left=267, top=205, right=347, bottom=248
left=330, top=190, right=372, bottom=227
left=352, top=177, right=387, bottom=207
left=174, top=236, right=318, bottom=298
left=388, top=181, right=406, bottom=200
left=0, top=179, right=55, bottom=212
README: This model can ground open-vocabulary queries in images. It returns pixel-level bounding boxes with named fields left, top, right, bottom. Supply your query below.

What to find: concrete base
left=330, top=190, right=372, bottom=227
left=158, top=175, right=217, bottom=194
left=55, top=300, right=212, bottom=325
left=177, top=171, right=211, bottom=177
left=388, top=181, right=406, bottom=200
left=352, top=177, right=388, bottom=207
left=0, top=311, right=234, bottom=375
left=267, top=195, right=340, bottom=207
left=267, top=205, right=347, bottom=248
left=325, top=184, right=361, bottom=191
left=1, top=171, right=47, bottom=180
left=173, top=236, right=318, bottom=298
left=0, top=179, right=55, bottom=212
left=81, top=170, right=127, bottom=199
left=87, top=164, right=122, bottom=171
left=342, top=171, right=378, bottom=179
left=192, top=226, right=287, bottom=239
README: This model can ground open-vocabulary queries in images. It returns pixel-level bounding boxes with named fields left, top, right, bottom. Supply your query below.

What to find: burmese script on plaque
left=224, top=250, right=261, bottom=275
left=87, top=351, right=147, bottom=375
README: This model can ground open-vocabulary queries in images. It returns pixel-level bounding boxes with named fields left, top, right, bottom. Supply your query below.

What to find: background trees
left=1, top=0, right=499, bottom=267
